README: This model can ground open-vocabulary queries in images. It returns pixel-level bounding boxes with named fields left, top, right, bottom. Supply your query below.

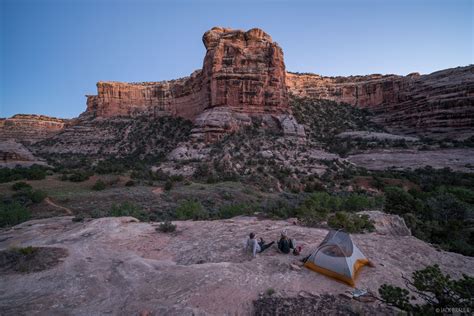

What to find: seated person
left=245, top=232, right=274, bottom=258
left=277, top=230, right=296, bottom=254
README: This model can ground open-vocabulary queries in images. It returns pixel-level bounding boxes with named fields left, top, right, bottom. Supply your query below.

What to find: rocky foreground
left=1, top=216, right=473, bottom=315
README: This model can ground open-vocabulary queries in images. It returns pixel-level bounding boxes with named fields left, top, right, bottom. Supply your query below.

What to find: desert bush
left=169, top=174, right=184, bottom=182
left=16, top=246, right=37, bottom=255
left=379, top=264, right=474, bottom=313
left=95, top=160, right=126, bottom=174
left=28, top=190, right=47, bottom=203
left=384, top=186, right=423, bottom=215
left=175, top=200, right=207, bottom=220
left=261, top=198, right=297, bottom=219
left=217, top=203, right=252, bottom=219
left=157, top=220, right=176, bottom=233
left=12, top=189, right=47, bottom=204
left=265, top=288, right=276, bottom=296
left=0, top=165, right=47, bottom=183
left=24, top=165, right=47, bottom=180
left=375, top=168, right=474, bottom=256
left=72, top=214, right=85, bottom=222
left=109, top=202, right=147, bottom=221
left=125, top=180, right=135, bottom=187
left=11, top=181, right=32, bottom=191
left=164, top=180, right=173, bottom=191
left=68, top=170, right=92, bottom=182
left=0, top=202, right=31, bottom=227
left=425, top=193, right=468, bottom=223
left=438, top=186, right=474, bottom=204
left=92, top=179, right=107, bottom=191
left=327, top=212, right=375, bottom=233
left=303, top=181, right=325, bottom=192
left=342, top=193, right=378, bottom=211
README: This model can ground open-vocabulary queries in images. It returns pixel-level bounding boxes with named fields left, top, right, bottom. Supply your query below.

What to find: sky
left=1, top=0, right=472, bottom=118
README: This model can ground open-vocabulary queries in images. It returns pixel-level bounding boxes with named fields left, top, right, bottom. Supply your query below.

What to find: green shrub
left=109, top=202, right=147, bottom=221
left=164, top=180, right=173, bottom=191
left=217, top=203, right=252, bottom=219
left=11, top=181, right=32, bottom=191
left=95, top=160, right=126, bottom=174
left=327, top=212, right=375, bottom=233
left=68, top=170, right=92, bottom=182
left=28, top=190, right=47, bottom=203
left=72, top=214, right=84, bottom=222
left=294, top=192, right=378, bottom=227
left=342, top=194, right=376, bottom=212
left=169, top=174, right=184, bottom=182
left=92, top=180, right=107, bottom=191
left=261, top=198, right=296, bottom=219
left=0, top=165, right=47, bottom=183
left=384, top=186, right=423, bottom=215
left=0, top=202, right=31, bottom=227
left=25, top=166, right=47, bottom=180
left=175, top=200, right=207, bottom=220
left=157, top=220, right=176, bottom=233
left=379, top=264, right=474, bottom=313
left=265, top=288, right=275, bottom=296
left=11, top=189, right=47, bottom=205
left=17, top=246, right=37, bottom=255
left=425, top=193, right=467, bottom=223
left=438, top=186, right=474, bottom=204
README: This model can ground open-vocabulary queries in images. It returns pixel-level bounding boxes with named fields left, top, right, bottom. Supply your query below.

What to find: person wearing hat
left=278, top=230, right=298, bottom=254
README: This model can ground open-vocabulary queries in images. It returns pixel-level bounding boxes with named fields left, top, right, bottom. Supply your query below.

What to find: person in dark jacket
left=277, top=230, right=296, bottom=254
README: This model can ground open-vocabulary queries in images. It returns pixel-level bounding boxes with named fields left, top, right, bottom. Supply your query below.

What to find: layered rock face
left=191, top=27, right=295, bottom=141
left=286, top=65, right=474, bottom=138
left=84, top=70, right=208, bottom=120
left=0, top=140, right=47, bottom=167
left=0, top=114, right=69, bottom=144
left=201, top=27, right=289, bottom=114
left=84, top=27, right=301, bottom=141
left=86, top=27, right=290, bottom=118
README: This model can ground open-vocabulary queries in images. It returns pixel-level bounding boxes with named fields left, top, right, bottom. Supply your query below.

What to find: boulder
left=358, top=210, right=411, bottom=236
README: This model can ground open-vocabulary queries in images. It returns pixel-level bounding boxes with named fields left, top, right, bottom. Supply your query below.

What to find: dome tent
left=304, top=230, right=369, bottom=287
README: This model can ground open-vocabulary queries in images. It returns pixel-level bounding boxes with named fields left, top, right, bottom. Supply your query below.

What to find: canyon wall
left=286, top=66, right=474, bottom=138
left=84, top=70, right=208, bottom=120
left=2, top=27, right=472, bottom=145
left=0, top=114, right=69, bottom=144
left=85, top=27, right=290, bottom=120
left=82, top=27, right=298, bottom=141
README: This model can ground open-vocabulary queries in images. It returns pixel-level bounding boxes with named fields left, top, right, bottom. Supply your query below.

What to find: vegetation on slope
left=36, top=115, right=193, bottom=168
left=379, top=264, right=474, bottom=313
left=371, top=167, right=474, bottom=256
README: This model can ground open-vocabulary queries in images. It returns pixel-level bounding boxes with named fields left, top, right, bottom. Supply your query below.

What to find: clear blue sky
left=1, top=0, right=472, bottom=118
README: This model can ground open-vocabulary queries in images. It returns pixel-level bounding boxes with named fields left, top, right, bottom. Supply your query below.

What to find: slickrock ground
left=347, top=148, right=474, bottom=173
left=1, top=216, right=473, bottom=315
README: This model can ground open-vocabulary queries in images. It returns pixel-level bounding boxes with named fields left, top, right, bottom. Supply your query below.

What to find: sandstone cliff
left=86, top=27, right=290, bottom=120
left=83, top=27, right=301, bottom=141
left=0, top=114, right=69, bottom=144
left=286, top=65, right=474, bottom=139
left=84, top=71, right=207, bottom=120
